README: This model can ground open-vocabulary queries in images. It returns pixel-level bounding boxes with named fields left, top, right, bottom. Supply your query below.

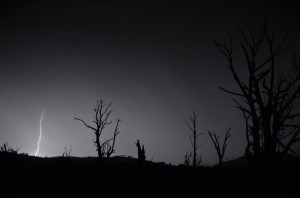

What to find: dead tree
left=185, top=111, right=203, bottom=167
left=0, top=142, right=21, bottom=154
left=62, top=146, right=73, bottom=157
left=214, top=20, right=300, bottom=161
left=135, top=139, right=146, bottom=165
left=75, top=99, right=121, bottom=158
left=208, top=128, right=231, bottom=167
left=184, top=151, right=192, bottom=166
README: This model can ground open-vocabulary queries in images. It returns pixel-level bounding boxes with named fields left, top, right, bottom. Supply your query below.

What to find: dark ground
left=1, top=153, right=299, bottom=198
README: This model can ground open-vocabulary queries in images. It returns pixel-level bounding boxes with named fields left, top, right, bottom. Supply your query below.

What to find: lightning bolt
left=34, top=105, right=47, bottom=157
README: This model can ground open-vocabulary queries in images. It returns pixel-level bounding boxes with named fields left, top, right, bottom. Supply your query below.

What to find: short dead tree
left=62, top=146, right=73, bottom=157
left=208, top=128, right=231, bottom=167
left=184, top=151, right=192, bottom=166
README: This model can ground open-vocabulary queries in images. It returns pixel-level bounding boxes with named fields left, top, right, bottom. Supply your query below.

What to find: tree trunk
left=252, top=123, right=261, bottom=161
left=262, top=111, right=276, bottom=160
left=193, top=130, right=196, bottom=167
left=218, top=156, right=223, bottom=167
left=95, top=133, right=102, bottom=158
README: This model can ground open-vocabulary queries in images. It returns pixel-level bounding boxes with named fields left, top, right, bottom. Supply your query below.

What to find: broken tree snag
left=136, top=139, right=146, bottom=165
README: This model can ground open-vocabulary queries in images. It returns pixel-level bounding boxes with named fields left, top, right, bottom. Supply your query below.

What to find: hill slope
left=1, top=153, right=299, bottom=198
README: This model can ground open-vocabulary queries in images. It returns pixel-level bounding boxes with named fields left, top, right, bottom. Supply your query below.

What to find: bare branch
left=74, top=118, right=97, bottom=132
left=219, top=87, right=245, bottom=97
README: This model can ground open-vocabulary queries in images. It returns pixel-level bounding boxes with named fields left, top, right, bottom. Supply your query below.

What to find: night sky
left=1, top=1, right=299, bottom=165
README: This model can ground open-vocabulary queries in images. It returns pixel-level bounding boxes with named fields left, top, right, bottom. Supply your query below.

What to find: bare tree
left=185, top=111, right=203, bottom=167
left=214, top=20, right=300, bottom=161
left=208, top=128, right=231, bottom=167
left=184, top=151, right=192, bottom=166
left=62, top=145, right=73, bottom=157
left=75, top=99, right=121, bottom=158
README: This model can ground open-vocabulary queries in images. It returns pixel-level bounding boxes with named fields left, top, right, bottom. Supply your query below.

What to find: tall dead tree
left=208, top=128, right=231, bottom=167
left=75, top=99, right=121, bottom=158
left=214, top=20, right=300, bottom=161
left=185, top=111, right=203, bottom=167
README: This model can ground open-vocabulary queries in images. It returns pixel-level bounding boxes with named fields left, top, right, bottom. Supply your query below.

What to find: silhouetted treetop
left=215, top=19, right=300, bottom=162
left=75, top=98, right=121, bottom=158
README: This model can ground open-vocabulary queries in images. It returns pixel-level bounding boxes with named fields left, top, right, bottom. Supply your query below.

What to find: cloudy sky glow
left=0, top=1, right=299, bottom=164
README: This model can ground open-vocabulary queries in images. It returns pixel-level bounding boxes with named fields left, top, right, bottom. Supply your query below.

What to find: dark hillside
left=1, top=153, right=300, bottom=198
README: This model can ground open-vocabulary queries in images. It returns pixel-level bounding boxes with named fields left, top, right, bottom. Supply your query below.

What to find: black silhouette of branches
left=184, top=111, right=203, bottom=167
left=215, top=19, right=300, bottom=161
left=62, top=145, right=73, bottom=157
left=75, top=98, right=121, bottom=158
left=0, top=141, right=21, bottom=154
left=208, top=128, right=231, bottom=167
left=184, top=151, right=192, bottom=166
left=101, top=119, right=120, bottom=158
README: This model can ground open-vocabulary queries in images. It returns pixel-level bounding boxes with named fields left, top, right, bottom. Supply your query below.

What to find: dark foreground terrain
left=1, top=153, right=300, bottom=198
